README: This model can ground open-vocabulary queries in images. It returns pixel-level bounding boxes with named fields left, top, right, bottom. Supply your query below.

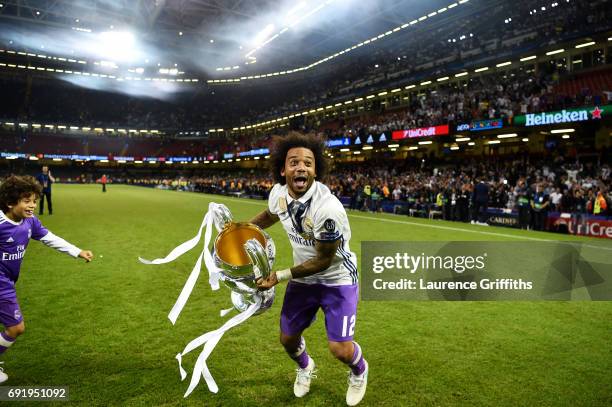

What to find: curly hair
left=269, top=132, right=328, bottom=185
left=0, top=175, right=42, bottom=212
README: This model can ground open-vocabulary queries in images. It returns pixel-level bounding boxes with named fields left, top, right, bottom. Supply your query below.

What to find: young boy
left=0, top=175, right=93, bottom=383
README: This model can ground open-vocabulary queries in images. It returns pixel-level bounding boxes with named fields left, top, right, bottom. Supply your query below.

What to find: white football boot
left=346, top=360, right=368, bottom=406
left=0, top=362, right=8, bottom=384
left=293, top=357, right=316, bottom=398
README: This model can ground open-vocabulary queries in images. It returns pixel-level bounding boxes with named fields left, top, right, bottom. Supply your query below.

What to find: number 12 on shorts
left=341, top=314, right=356, bottom=337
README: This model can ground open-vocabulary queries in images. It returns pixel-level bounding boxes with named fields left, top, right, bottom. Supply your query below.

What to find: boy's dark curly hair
left=0, top=175, right=42, bottom=212
left=269, top=132, right=328, bottom=185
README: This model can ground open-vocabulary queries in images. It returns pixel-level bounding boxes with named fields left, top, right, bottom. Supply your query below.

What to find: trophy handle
left=212, top=204, right=233, bottom=231
left=244, top=238, right=271, bottom=280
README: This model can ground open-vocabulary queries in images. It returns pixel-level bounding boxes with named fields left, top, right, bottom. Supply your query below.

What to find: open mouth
left=24, top=210, right=34, bottom=216
left=293, top=176, right=308, bottom=189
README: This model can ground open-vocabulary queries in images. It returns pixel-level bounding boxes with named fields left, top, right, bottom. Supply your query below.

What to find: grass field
left=7, top=184, right=612, bottom=406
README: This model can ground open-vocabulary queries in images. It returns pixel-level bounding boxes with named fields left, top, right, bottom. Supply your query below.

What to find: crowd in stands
left=180, top=155, right=611, bottom=230
left=0, top=73, right=230, bottom=131
left=21, top=151, right=607, bottom=232
left=126, top=172, right=275, bottom=199
left=2, top=62, right=610, bottom=160
left=237, top=0, right=612, bottom=124
left=325, top=154, right=611, bottom=230
left=1, top=0, right=611, bottom=239
left=322, top=65, right=610, bottom=138
left=0, top=0, right=610, bottom=133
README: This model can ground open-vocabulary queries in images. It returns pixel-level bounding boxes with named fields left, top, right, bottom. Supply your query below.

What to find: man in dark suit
left=472, top=177, right=489, bottom=225
left=36, top=166, right=55, bottom=215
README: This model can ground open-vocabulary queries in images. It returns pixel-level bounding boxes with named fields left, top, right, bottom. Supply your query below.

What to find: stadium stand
left=0, top=0, right=611, bottom=238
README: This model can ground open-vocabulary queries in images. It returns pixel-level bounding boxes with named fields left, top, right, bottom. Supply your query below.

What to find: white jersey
left=268, top=181, right=358, bottom=286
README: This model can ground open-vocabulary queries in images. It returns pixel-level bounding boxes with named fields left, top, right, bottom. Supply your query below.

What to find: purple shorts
left=0, top=296, right=23, bottom=328
left=280, top=281, right=359, bottom=342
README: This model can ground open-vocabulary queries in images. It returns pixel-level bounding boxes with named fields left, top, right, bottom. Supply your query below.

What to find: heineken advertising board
left=514, top=105, right=608, bottom=126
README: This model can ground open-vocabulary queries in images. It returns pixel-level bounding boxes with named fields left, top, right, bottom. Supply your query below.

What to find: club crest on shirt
left=303, top=217, right=314, bottom=233
left=300, top=217, right=315, bottom=239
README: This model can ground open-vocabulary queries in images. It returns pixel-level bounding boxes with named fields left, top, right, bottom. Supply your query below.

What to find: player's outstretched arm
left=249, top=209, right=279, bottom=229
left=38, top=231, right=92, bottom=262
left=256, top=239, right=340, bottom=290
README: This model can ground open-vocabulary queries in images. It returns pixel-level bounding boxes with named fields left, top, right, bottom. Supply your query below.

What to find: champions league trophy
left=139, top=202, right=275, bottom=396
left=212, top=204, right=276, bottom=315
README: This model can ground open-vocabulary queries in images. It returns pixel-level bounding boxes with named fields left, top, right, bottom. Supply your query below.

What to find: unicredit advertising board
left=547, top=214, right=612, bottom=239
left=392, top=125, right=449, bottom=140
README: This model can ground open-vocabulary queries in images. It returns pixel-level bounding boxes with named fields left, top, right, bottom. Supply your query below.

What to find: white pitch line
left=349, top=213, right=612, bottom=251
left=194, top=193, right=612, bottom=250
left=349, top=214, right=549, bottom=241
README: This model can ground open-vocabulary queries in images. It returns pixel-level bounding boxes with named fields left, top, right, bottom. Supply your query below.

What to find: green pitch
left=11, top=185, right=611, bottom=406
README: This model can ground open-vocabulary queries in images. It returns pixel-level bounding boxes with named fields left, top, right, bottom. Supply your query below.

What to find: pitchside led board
left=361, top=242, right=612, bottom=301
left=513, top=105, right=609, bottom=126
left=456, top=119, right=504, bottom=132
left=326, top=133, right=390, bottom=147
left=392, top=125, right=450, bottom=139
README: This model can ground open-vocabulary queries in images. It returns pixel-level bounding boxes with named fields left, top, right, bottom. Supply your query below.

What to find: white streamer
left=139, top=202, right=265, bottom=396
left=177, top=297, right=261, bottom=396
left=138, top=202, right=225, bottom=324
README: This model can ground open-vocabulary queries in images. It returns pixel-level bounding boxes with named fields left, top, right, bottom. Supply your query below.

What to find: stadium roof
left=0, top=0, right=466, bottom=75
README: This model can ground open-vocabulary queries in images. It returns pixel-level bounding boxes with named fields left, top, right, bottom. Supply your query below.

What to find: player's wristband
left=276, top=269, right=293, bottom=281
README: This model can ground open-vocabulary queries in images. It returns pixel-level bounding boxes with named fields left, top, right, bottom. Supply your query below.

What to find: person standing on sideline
left=251, top=133, right=368, bottom=406
left=531, top=183, right=550, bottom=231
left=35, top=166, right=54, bottom=215
left=471, top=177, right=489, bottom=225
left=515, top=179, right=531, bottom=230
left=101, top=174, right=108, bottom=193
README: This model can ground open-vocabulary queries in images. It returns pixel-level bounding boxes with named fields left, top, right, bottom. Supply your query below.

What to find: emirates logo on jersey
left=2, top=245, right=26, bottom=261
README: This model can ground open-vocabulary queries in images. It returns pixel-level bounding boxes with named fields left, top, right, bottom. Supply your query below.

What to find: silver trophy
left=212, top=205, right=275, bottom=315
